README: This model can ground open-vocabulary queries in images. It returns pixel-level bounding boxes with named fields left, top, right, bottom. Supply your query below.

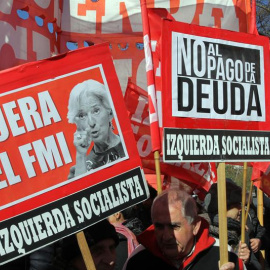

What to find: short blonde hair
left=67, top=79, right=112, bottom=123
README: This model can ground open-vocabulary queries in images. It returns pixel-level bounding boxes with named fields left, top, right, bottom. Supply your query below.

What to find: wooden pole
left=241, top=162, right=247, bottom=243
left=76, top=231, right=96, bottom=270
left=217, top=162, right=228, bottom=265
left=154, top=150, right=162, bottom=194
left=257, top=188, right=265, bottom=269
left=257, top=187, right=264, bottom=225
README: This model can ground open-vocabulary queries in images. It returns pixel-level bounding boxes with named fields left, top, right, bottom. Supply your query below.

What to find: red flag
left=251, top=162, right=270, bottom=197
left=249, top=0, right=258, bottom=35
left=140, top=0, right=253, bottom=154
left=124, top=81, right=217, bottom=194
left=249, top=1, right=270, bottom=196
left=140, top=0, right=161, bottom=152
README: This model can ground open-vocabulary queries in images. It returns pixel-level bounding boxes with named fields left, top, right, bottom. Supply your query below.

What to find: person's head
left=67, top=80, right=114, bottom=145
left=63, top=220, right=119, bottom=270
left=226, top=202, right=242, bottom=221
left=108, top=211, right=125, bottom=224
left=204, top=180, right=242, bottom=221
left=151, top=189, right=201, bottom=262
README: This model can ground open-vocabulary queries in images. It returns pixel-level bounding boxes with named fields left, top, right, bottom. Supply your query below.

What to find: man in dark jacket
left=246, top=204, right=269, bottom=270
left=124, top=189, right=244, bottom=270
left=204, top=180, right=265, bottom=270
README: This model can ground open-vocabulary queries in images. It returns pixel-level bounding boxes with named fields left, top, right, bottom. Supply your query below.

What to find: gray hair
left=67, top=79, right=112, bottom=123
left=151, top=189, right=198, bottom=224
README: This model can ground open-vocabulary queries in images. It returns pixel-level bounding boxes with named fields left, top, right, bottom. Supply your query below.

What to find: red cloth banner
left=0, top=0, right=253, bottom=94
left=0, top=1, right=60, bottom=70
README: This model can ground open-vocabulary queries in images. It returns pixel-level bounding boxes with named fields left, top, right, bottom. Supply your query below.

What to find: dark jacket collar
left=137, top=217, right=215, bottom=269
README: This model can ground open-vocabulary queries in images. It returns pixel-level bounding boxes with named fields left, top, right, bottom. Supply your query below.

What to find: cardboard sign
left=0, top=43, right=148, bottom=264
left=161, top=20, right=270, bottom=162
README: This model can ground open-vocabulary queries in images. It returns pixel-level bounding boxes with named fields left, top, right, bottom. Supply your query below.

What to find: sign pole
left=154, top=151, right=162, bottom=194
left=217, top=162, right=228, bottom=265
left=241, top=162, right=247, bottom=243
left=76, top=231, right=96, bottom=270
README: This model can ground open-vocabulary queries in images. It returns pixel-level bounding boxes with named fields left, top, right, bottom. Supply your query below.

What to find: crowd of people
left=2, top=180, right=270, bottom=270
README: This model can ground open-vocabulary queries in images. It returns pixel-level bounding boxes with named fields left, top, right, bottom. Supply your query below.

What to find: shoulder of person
left=123, top=245, right=175, bottom=270
left=188, top=244, right=242, bottom=270
left=122, top=245, right=145, bottom=270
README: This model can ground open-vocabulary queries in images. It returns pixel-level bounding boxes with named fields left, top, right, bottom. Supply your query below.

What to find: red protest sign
left=0, top=44, right=148, bottom=265
left=161, top=20, right=270, bottom=162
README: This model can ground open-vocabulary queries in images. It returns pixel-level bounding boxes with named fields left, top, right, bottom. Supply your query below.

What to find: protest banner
left=161, top=20, right=270, bottom=162
left=0, top=43, right=148, bottom=265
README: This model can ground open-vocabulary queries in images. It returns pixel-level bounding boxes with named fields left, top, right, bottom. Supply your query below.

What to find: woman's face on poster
left=75, top=94, right=112, bottom=144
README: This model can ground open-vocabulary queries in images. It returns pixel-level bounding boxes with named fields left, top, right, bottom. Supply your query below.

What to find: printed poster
left=0, top=43, right=148, bottom=264
left=161, top=21, right=270, bottom=162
